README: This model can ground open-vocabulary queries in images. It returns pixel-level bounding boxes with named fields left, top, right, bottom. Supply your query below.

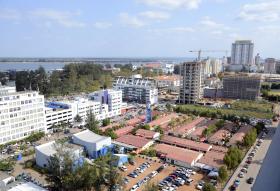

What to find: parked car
left=130, top=185, right=139, bottom=191
left=119, top=166, right=127, bottom=171
left=238, top=172, right=244, bottom=178
left=247, top=177, right=254, bottom=184
left=186, top=178, right=194, bottom=185
left=196, top=181, right=205, bottom=190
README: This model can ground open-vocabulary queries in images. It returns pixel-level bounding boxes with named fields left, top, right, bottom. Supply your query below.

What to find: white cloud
left=238, top=1, right=280, bottom=22
left=0, top=8, right=21, bottom=20
left=94, top=22, right=112, bottom=29
left=149, top=26, right=195, bottom=35
left=120, top=13, right=146, bottom=28
left=30, top=9, right=86, bottom=28
left=257, top=25, right=280, bottom=36
left=139, top=11, right=170, bottom=20
left=138, top=0, right=202, bottom=10
left=200, top=16, right=223, bottom=28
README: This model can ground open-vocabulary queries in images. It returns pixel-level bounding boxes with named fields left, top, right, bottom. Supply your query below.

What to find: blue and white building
left=72, top=130, right=112, bottom=159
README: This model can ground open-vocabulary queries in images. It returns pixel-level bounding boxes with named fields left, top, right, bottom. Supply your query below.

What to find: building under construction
left=222, top=74, right=261, bottom=100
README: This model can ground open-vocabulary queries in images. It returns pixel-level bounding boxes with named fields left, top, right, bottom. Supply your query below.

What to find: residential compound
left=45, top=89, right=123, bottom=130
left=0, top=86, right=46, bottom=144
left=229, top=40, right=254, bottom=71
left=113, top=75, right=158, bottom=105
left=179, top=61, right=205, bottom=104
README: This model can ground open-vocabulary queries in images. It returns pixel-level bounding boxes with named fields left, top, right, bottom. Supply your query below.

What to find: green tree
left=243, top=128, right=257, bottom=148
left=203, top=183, right=217, bottom=191
left=74, top=114, right=82, bottom=123
left=104, top=128, right=118, bottom=139
left=218, top=166, right=228, bottom=183
left=85, top=110, right=101, bottom=134
left=154, top=125, right=164, bottom=134
left=224, top=147, right=243, bottom=170
left=102, top=118, right=111, bottom=126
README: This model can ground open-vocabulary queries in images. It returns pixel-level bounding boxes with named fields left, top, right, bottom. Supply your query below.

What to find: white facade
left=162, top=63, right=175, bottom=74
left=45, top=102, right=74, bottom=130
left=35, top=141, right=83, bottom=168
left=203, top=58, right=223, bottom=77
left=89, top=89, right=122, bottom=118
left=45, top=89, right=122, bottom=129
left=0, top=87, right=46, bottom=144
left=113, top=76, right=158, bottom=105
left=230, top=40, right=254, bottom=70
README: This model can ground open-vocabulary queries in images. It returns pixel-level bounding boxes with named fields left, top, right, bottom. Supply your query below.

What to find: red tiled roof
left=101, top=123, right=119, bottom=132
left=149, top=113, right=178, bottom=127
left=144, top=63, right=161, bottom=68
left=199, top=146, right=228, bottom=168
left=228, top=125, right=253, bottom=145
left=189, top=126, right=208, bottom=137
left=175, top=117, right=205, bottom=135
left=135, top=129, right=158, bottom=139
left=160, top=135, right=212, bottom=152
left=115, top=134, right=151, bottom=149
left=126, top=117, right=145, bottom=126
left=114, top=126, right=134, bottom=137
left=155, top=144, right=202, bottom=165
left=208, top=129, right=231, bottom=142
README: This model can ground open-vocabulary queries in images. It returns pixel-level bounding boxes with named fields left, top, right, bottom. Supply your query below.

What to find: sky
left=0, top=0, right=280, bottom=58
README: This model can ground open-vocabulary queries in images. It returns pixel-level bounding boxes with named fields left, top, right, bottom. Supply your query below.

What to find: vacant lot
left=176, top=100, right=274, bottom=119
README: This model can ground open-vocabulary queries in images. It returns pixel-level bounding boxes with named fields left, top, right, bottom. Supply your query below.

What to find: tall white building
left=0, top=86, right=46, bottom=144
left=45, top=89, right=122, bottom=130
left=113, top=76, right=158, bottom=105
left=230, top=40, right=254, bottom=71
left=179, top=62, right=205, bottom=104
left=203, top=58, right=223, bottom=77
left=264, top=58, right=276, bottom=74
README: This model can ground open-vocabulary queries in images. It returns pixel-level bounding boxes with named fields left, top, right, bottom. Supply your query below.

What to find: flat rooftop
left=73, top=130, right=110, bottom=143
left=7, top=181, right=47, bottom=191
left=35, top=141, right=82, bottom=156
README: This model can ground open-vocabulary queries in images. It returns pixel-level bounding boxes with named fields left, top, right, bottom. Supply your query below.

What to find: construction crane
left=189, top=50, right=228, bottom=61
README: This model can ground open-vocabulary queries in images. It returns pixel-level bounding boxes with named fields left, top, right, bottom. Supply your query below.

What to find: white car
left=151, top=171, right=158, bottom=177
left=130, top=185, right=139, bottom=191
left=119, top=166, right=127, bottom=171
left=238, top=172, right=244, bottom=178
left=196, top=181, right=205, bottom=190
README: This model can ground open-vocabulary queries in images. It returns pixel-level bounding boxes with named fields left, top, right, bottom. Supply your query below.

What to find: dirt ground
left=121, top=155, right=207, bottom=191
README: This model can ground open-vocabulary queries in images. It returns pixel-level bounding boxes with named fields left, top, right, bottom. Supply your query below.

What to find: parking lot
left=121, top=155, right=207, bottom=191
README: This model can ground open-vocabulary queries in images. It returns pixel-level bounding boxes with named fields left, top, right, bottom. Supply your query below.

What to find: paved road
left=223, top=123, right=277, bottom=191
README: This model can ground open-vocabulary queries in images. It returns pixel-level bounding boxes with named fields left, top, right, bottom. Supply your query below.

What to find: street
left=223, top=123, right=277, bottom=191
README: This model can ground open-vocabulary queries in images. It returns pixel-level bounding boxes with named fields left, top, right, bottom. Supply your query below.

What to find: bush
left=203, top=183, right=217, bottom=191
left=218, top=166, right=228, bottom=183
left=0, top=159, right=15, bottom=171
left=141, top=148, right=157, bottom=157
left=102, top=118, right=110, bottom=126
left=24, top=132, right=45, bottom=143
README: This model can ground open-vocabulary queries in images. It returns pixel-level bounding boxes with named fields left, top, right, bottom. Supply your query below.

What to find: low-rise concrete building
left=114, top=134, right=153, bottom=153
left=72, top=130, right=112, bottom=159
left=155, top=144, right=203, bottom=168
left=35, top=141, right=83, bottom=168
